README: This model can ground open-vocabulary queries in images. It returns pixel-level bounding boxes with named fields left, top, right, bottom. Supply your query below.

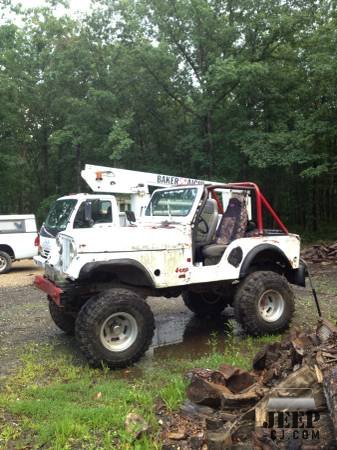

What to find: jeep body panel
left=43, top=183, right=302, bottom=292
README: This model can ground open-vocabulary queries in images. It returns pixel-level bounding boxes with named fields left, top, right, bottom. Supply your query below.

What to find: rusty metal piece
left=316, top=318, right=337, bottom=343
left=187, top=377, right=231, bottom=407
left=220, top=366, right=256, bottom=394
left=220, top=386, right=264, bottom=409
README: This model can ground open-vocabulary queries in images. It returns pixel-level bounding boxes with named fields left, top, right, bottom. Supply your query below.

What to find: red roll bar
left=208, top=182, right=288, bottom=235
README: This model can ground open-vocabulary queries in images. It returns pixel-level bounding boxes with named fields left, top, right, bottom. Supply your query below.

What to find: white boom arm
left=81, top=164, right=214, bottom=195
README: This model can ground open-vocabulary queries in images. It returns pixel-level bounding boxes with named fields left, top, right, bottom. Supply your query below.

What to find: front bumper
left=33, top=255, right=47, bottom=268
left=34, top=275, right=63, bottom=306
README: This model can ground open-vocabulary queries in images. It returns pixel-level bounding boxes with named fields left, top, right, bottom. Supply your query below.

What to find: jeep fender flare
left=239, top=244, right=292, bottom=278
left=78, top=258, right=155, bottom=287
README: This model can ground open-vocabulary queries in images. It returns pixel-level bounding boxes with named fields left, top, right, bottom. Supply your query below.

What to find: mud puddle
left=150, top=307, right=241, bottom=360
left=44, top=307, right=241, bottom=375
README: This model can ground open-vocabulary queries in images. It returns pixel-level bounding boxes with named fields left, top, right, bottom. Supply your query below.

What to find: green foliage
left=0, top=0, right=336, bottom=230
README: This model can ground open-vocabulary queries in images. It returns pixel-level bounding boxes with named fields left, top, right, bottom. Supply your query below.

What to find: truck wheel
left=75, top=289, right=155, bottom=369
left=182, top=291, right=230, bottom=317
left=49, top=300, right=76, bottom=335
left=0, top=251, right=12, bottom=274
left=233, top=271, right=294, bottom=336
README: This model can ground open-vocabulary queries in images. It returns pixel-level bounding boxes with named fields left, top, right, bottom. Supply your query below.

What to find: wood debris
left=159, top=319, right=337, bottom=449
left=301, top=242, right=337, bottom=264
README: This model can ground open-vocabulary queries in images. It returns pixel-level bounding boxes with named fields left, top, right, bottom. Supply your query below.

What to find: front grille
left=61, top=237, right=71, bottom=272
left=41, top=249, right=50, bottom=258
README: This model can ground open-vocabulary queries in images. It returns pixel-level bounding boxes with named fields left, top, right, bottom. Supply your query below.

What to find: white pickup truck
left=0, top=215, right=38, bottom=274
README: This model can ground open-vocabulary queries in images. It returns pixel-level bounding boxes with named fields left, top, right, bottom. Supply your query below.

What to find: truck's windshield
left=44, top=199, right=77, bottom=235
left=145, top=188, right=198, bottom=217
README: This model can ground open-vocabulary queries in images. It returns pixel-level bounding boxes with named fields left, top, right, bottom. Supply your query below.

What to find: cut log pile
left=159, top=319, right=337, bottom=449
left=301, top=242, right=337, bottom=264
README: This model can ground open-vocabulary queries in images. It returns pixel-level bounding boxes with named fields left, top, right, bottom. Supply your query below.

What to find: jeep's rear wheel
left=0, top=251, right=12, bottom=274
left=75, top=289, right=155, bottom=369
left=182, top=290, right=231, bottom=317
left=49, top=299, right=76, bottom=335
left=233, top=271, right=294, bottom=336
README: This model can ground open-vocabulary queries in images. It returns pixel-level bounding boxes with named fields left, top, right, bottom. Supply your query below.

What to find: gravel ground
left=0, top=259, right=43, bottom=288
left=1, top=261, right=337, bottom=377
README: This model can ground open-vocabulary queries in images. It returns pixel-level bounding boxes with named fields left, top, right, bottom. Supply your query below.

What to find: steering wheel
left=196, top=217, right=209, bottom=235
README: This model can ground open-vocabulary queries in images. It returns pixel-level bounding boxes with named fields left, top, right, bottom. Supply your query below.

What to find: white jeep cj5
left=35, top=182, right=306, bottom=368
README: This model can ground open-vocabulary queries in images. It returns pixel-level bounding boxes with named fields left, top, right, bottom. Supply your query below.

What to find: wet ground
left=1, top=260, right=337, bottom=377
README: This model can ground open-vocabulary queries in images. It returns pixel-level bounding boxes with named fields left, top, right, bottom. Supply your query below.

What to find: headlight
left=69, top=241, right=77, bottom=260
left=56, top=237, right=63, bottom=255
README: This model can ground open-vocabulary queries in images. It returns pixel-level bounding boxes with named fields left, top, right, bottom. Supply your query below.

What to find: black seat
left=202, top=196, right=248, bottom=261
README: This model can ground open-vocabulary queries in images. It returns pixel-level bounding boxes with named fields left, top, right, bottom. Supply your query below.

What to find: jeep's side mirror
left=125, top=210, right=136, bottom=223
left=84, top=201, right=94, bottom=227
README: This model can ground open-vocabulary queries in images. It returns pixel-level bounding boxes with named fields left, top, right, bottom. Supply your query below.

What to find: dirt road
left=0, top=259, right=43, bottom=288
left=1, top=260, right=337, bottom=377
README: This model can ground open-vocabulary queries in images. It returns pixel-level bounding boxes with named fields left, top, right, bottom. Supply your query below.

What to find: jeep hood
left=62, top=225, right=190, bottom=253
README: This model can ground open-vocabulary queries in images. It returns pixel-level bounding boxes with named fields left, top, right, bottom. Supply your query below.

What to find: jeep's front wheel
left=233, top=271, right=294, bottom=336
left=182, top=290, right=231, bottom=317
left=75, top=289, right=155, bottom=369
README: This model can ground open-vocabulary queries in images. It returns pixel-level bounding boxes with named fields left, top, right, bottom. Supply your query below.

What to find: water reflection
left=149, top=307, right=242, bottom=360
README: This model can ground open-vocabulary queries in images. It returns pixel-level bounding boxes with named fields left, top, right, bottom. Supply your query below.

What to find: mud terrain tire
left=0, top=251, right=12, bottom=274
left=182, top=290, right=231, bottom=317
left=75, top=289, right=155, bottom=369
left=49, top=300, right=76, bottom=335
left=233, top=271, right=294, bottom=336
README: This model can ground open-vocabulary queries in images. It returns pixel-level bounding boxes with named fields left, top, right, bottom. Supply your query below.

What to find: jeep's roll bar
left=207, top=182, right=288, bottom=235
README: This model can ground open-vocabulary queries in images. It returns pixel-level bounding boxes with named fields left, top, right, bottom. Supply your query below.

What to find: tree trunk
left=75, top=143, right=81, bottom=193
left=205, top=112, right=214, bottom=178
left=41, top=131, right=49, bottom=197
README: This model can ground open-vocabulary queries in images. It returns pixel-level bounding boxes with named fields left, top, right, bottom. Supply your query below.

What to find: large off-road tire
left=49, top=300, right=76, bottom=335
left=233, top=271, right=295, bottom=336
left=75, top=289, right=155, bottom=369
left=182, top=290, right=231, bottom=317
left=0, top=251, right=12, bottom=274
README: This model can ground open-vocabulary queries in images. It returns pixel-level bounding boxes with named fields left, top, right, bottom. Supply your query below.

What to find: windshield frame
left=141, top=185, right=204, bottom=224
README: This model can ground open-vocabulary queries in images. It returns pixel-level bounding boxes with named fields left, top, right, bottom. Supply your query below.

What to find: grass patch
left=0, top=332, right=279, bottom=449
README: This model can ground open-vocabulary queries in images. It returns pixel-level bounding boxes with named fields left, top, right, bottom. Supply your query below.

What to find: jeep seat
left=202, top=195, right=248, bottom=261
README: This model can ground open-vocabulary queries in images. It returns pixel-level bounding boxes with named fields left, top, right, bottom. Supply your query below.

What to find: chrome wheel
left=0, top=255, right=7, bottom=271
left=100, top=312, right=138, bottom=352
left=258, top=289, right=285, bottom=322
